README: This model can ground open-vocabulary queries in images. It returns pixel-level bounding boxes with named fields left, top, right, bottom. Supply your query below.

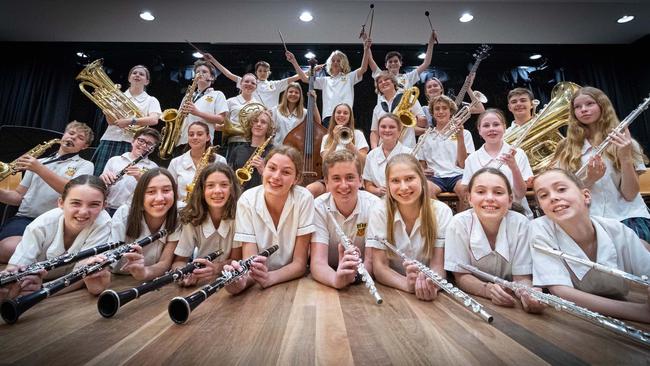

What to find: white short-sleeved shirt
left=177, top=88, right=228, bottom=145
left=312, top=191, right=381, bottom=268
left=314, top=72, right=363, bottom=119
left=505, top=121, right=525, bottom=136
left=366, top=199, right=453, bottom=274
left=531, top=215, right=650, bottom=297
left=271, top=106, right=307, bottom=145
left=444, top=210, right=532, bottom=280
left=100, top=90, right=162, bottom=143
left=415, top=129, right=475, bottom=178
left=236, top=77, right=290, bottom=109
left=371, top=69, right=420, bottom=103
left=109, top=204, right=181, bottom=273
left=17, top=154, right=94, bottom=218
left=174, top=217, right=238, bottom=261
left=579, top=141, right=650, bottom=221
left=167, top=150, right=227, bottom=206
left=10, top=208, right=111, bottom=278
left=226, top=95, right=263, bottom=143
left=102, top=153, right=158, bottom=209
left=370, top=94, right=424, bottom=148
left=362, top=143, right=412, bottom=188
left=320, top=130, right=369, bottom=154
left=234, top=185, right=315, bottom=271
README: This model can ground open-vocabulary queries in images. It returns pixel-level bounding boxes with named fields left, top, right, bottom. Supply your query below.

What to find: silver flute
left=326, top=208, right=382, bottom=304
left=534, top=244, right=649, bottom=288
left=376, top=238, right=493, bottom=323
left=459, top=263, right=650, bottom=347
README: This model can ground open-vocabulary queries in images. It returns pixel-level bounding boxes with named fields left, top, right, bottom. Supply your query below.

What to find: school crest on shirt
left=65, top=167, right=77, bottom=177
left=205, top=96, right=214, bottom=103
left=356, top=223, right=367, bottom=237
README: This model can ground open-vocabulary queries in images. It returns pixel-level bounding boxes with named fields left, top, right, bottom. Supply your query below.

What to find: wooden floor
left=0, top=275, right=648, bottom=365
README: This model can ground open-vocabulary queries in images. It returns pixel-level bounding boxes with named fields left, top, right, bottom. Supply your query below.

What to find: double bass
left=283, top=58, right=327, bottom=186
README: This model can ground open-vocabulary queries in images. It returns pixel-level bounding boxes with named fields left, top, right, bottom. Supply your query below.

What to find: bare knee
left=307, top=181, right=326, bottom=198
left=0, top=236, right=22, bottom=263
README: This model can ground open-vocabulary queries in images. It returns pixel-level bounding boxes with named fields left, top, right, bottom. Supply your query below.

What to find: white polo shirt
left=18, top=154, right=94, bottom=218
left=100, top=90, right=162, bottom=143
left=314, top=72, right=363, bottom=119
left=370, top=94, right=424, bottom=148
left=444, top=210, right=532, bottom=280
left=362, top=143, right=412, bottom=188
left=371, top=69, right=420, bottom=103
left=175, top=217, right=238, bottom=261
left=312, top=191, right=381, bottom=268
left=531, top=215, right=650, bottom=297
left=320, top=130, right=369, bottom=154
left=177, top=88, right=228, bottom=145
left=102, top=152, right=158, bottom=209
left=415, top=129, right=475, bottom=178
left=226, top=95, right=263, bottom=143
left=236, top=77, right=290, bottom=109
left=271, top=106, right=307, bottom=145
left=167, top=150, right=227, bottom=206
left=366, top=199, right=453, bottom=274
left=234, top=185, right=315, bottom=271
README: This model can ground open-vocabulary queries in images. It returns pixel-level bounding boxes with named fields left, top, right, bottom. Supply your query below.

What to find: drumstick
left=359, top=4, right=374, bottom=38
left=424, top=11, right=438, bottom=44
left=185, top=40, right=205, bottom=55
left=278, top=29, right=288, bottom=52
left=368, top=4, right=375, bottom=38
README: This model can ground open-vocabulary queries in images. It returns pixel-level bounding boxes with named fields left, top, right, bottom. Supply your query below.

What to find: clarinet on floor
left=110, top=143, right=157, bottom=185
left=168, top=245, right=279, bottom=324
left=0, top=241, right=125, bottom=287
left=0, top=229, right=167, bottom=325
left=376, top=238, right=493, bottom=323
left=326, top=208, right=382, bottom=304
left=97, top=249, right=224, bottom=318
left=459, top=264, right=650, bottom=347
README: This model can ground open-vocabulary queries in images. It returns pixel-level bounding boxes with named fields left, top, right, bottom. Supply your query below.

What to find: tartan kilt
left=92, top=140, right=131, bottom=176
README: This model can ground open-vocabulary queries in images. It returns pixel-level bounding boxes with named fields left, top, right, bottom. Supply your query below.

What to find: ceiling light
left=192, top=52, right=203, bottom=58
left=529, top=54, right=542, bottom=60
left=76, top=52, right=88, bottom=58
left=418, top=52, right=426, bottom=60
left=299, top=11, right=313, bottom=22
left=305, top=52, right=316, bottom=59
left=617, top=15, right=634, bottom=23
left=139, top=11, right=155, bottom=21
left=459, top=13, right=473, bottom=23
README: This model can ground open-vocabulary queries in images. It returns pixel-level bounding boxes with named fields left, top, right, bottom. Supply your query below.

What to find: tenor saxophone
left=0, top=139, right=61, bottom=182
left=235, top=133, right=275, bottom=185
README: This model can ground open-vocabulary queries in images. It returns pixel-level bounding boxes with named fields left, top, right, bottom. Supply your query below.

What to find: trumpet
left=184, top=146, right=217, bottom=203
left=159, top=74, right=201, bottom=159
left=412, top=127, right=435, bottom=157
left=336, top=127, right=353, bottom=146
left=236, top=133, right=275, bottom=185
left=0, top=139, right=61, bottom=182
left=437, top=91, right=487, bottom=141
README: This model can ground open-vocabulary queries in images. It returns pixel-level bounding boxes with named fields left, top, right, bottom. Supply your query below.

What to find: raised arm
left=286, top=51, right=308, bottom=83
left=354, top=37, right=372, bottom=79
left=415, top=31, right=437, bottom=75
left=202, top=52, right=240, bottom=83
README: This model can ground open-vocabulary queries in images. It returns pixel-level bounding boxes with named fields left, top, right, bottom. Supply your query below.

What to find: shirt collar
left=468, top=211, right=511, bottom=262
left=201, top=216, right=231, bottom=239
left=180, top=151, right=195, bottom=170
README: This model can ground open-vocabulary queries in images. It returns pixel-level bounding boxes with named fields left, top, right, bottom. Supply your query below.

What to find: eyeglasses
left=135, top=137, right=156, bottom=148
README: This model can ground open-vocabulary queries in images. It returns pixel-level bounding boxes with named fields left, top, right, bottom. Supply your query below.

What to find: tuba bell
left=394, top=87, right=420, bottom=128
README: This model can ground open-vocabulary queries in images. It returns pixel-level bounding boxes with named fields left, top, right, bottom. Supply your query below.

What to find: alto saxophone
left=159, top=75, right=201, bottom=159
left=0, top=139, right=61, bottom=182
left=184, top=146, right=217, bottom=203
left=235, top=133, right=275, bottom=185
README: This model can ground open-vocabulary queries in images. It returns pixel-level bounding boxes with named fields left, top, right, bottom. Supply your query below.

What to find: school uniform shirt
left=100, top=90, right=162, bottom=143
left=579, top=140, right=650, bottom=221
left=174, top=217, right=238, bottom=261
left=370, top=94, right=425, bottom=148
left=271, top=106, right=307, bottom=145
left=531, top=215, right=650, bottom=298
left=320, top=130, right=369, bottom=154
left=10, top=208, right=111, bottom=279
left=366, top=199, right=453, bottom=274
left=234, top=185, right=315, bottom=271
left=362, top=142, right=412, bottom=188
left=226, top=95, right=263, bottom=143
left=415, top=129, right=475, bottom=178
left=17, top=154, right=94, bottom=219
left=312, top=191, right=381, bottom=268
left=168, top=150, right=227, bottom=206
left=444, top=210, right=532, bottom=280
left=314, top=72, right=363, bottom=119
left=109, top=204, right=181, bottom=274
left=505, top=121, right=524, bottom=136
left=177, top=88, right=228, bottom=145
left=102, top=152, right=158, bottom=209
left=236, top=77, right=290, bottom=109
left=371, top=69, right=420, bottom=103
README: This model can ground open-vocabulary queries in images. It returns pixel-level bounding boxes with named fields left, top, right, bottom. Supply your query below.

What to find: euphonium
left=159, top=75, right=201, bottom=159
left=236, top=133, right=275, bottom=185
left=0, top=139, right=61, bottom=182
left=75, top=59, right=144, bottom=135
left=336, top=127, right=353, bottom=146
left=394, top=87, right=420, bottom=128
left=184, top=146, right=217, bottom=203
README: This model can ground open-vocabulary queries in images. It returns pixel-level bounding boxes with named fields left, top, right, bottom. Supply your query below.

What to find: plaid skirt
left=92, top=140, right=131, bottom=176
left=621, top=217, right=650, bottom=242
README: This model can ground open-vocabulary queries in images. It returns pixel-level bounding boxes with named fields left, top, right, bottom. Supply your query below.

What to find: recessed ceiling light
left=299, top=11, right=313, bottom=22
left=305, top=51, right=316, bottom=59
left=529, top=54, right=542, bottom=60
left=418, top=52, right=426, bottom=60
left=192, top=52, right=203, bottom=58
left=76, top=52, right=88, bottom=58
left=617, top=15, right=634, bottom=23
left=459, top=13, right=473, bottom=23
left=139, top=11, right=155, bottom=21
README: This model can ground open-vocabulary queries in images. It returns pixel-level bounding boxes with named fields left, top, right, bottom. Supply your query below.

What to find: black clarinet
left=1, top=241, right=125, bottom=287
left=0, top=229, right=167, bottom=324
left=110, top=143, right=156, bottom=185
left=97, top=249, right=224, bottom=318
left=168, top=245, right=279, bottom=324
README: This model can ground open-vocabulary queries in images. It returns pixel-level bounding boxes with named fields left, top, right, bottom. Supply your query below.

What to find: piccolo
left=110, top=143, right=156, bottom=185
left=375, top=238, right=493, bottom=323
left=326, top=208, right=382, bottom=304
left=0, top=241, right=124, bottom=287
left=459, top=264, right=650, bottom=347
left=168, top=245, right=279, bottom=324
left=534, top=244, right=649, bottom=288
left=0, top=229, right=167, bottom=324
left=97, top=249, right=224, bottom=318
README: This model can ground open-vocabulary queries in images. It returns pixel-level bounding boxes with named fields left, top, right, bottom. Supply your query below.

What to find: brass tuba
left=0, top=139, right=61, bottom=182
left=159, top=75, right=200, bottom=159
left=394, top=87, right=420, bottom=128
left=504, top=81, right=580, bottom=173
left=76, top=59, right=144, bottom=134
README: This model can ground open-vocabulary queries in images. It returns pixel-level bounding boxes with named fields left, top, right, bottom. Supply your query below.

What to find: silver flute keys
left=326, top=208, right=382, bottom=304
left=376, top=238, right=493, bottom=323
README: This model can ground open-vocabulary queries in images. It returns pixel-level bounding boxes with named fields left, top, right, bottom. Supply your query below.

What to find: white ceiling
left=1, top=0, right=648, bottom=44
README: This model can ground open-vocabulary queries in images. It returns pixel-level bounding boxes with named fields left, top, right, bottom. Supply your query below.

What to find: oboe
left=376, top=238, right=493, bottom=323
left=168, top=245, right=279, bottom=324
left=534, top=244, right=649, bottom=288
left=110, top=143, right=156, bottom=185
left=0, top=241, right=124, bottom=287
left=459, top=264, right=650, bottom=347
left=97, top=249, right=224, bottom=318
left=0, top=229, right=167, bottom=324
